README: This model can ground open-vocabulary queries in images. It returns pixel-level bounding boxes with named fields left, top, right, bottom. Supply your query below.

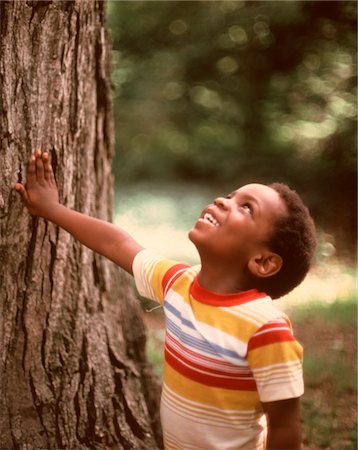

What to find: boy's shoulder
left=239, top=295, right=291, bottom=326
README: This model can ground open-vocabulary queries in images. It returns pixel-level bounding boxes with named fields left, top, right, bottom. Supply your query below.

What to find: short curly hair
left=256, top=183, right=317, bottom=299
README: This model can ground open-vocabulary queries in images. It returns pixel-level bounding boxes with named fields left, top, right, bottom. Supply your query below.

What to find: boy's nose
left=214, top=196, right=229, bottom=209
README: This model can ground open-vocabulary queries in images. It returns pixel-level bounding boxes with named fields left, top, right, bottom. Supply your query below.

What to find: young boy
left=16, top=149, right=316, bottom=450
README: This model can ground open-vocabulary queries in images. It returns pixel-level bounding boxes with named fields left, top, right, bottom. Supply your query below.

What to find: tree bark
left=0, top=1, right=161, bottom=448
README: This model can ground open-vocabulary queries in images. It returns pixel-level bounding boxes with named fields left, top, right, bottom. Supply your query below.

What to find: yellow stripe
left=147, top=258, right=180, bottom=303
left=240, top=300, right=283, bottom=323
left=163, top=385, right=260, bottom=423
left=170, top=272, right=195, bottom=304
left=168, top=282, right=259, bottom=341
left=191, top=300, right=259, bottom=341
left=248, top=341, right=303, bottom=368
left=164, top=364, right=260, bottom=410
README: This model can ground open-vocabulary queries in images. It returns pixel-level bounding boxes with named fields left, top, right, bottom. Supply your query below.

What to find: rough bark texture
left=0, top=1, right=161, bottom=449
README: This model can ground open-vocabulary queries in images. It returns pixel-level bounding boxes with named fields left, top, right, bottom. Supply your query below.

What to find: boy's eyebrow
left=234, top=191, right=259, bottom=204
left=242, top=194, right=259, bottom=203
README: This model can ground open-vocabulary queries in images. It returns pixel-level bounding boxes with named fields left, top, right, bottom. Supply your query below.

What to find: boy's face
left=189, top=183, right=286, bottom=266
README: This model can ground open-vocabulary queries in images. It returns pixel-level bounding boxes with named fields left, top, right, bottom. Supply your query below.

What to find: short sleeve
left=132, top=250, right=190, bottom=305
left=247, top=317, right=304, bottom=402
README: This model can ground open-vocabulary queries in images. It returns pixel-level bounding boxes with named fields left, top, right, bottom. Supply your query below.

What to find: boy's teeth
left=204, top=213, right=219, bottom=226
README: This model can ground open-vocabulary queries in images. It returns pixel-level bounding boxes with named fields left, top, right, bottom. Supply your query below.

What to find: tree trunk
left=0, top=1, right=161, bottom=448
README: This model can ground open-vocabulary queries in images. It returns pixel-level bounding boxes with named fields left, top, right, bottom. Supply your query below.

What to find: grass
left=290, top=295, right=357, bottom=450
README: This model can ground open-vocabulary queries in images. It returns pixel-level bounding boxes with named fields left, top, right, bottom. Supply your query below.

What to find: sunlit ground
left=114, top=183, right=356, bottom=309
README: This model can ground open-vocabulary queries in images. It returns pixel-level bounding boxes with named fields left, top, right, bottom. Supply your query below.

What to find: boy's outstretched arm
left=262, top=397, right=302, bottom=450
left=15, top=149, right=143, bottom=274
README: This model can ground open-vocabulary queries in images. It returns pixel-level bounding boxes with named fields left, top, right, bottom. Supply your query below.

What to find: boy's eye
left=241, top=203, right=253, bottom=214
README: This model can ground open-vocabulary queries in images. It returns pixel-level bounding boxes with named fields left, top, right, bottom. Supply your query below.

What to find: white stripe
left=255, top=372, right=303, bottom=387
left=162, top=405, right=267, bottom=450
left=253, top=360, right=302, bottom=374
left=133, top=250, right=160, bottom=300
left=165, top=431, right=204, bottom=450
left=254, top=366, right=302, bottom=381
left=253, top=325, right=291, bottom=338
left=162, top=396, right=260, bottom=430
left=255, top=370, right=303, bottom=387
left=234, top=298, right=284, bottom=324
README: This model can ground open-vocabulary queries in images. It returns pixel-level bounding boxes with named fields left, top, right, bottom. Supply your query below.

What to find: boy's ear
left=248, top=251, right=283, bottom=278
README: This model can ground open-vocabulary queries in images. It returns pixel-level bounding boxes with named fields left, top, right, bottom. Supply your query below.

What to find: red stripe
left=248, top=324, right=295, bottom=352
left=165, top=347, right=257, bottom=390
left=259, top=320, right=290, bottom=332
left=166, top=333, right=241, bottom=369
left=166, top=340, right=251, bottom=378
left=162, top=264, right=190, bottom=295
left=190, top=278, right=267, bottom=306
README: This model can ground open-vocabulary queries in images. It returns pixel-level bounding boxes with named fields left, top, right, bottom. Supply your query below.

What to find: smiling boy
left=16, top=150, right=316, bottom=450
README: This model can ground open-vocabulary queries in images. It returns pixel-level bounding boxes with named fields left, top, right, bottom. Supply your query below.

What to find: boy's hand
left=15, top=148, right=142, bottom=273
left=15, top=149, right=60, bottom=219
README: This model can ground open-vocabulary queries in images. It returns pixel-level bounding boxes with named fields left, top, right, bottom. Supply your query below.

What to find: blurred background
left=107, top=0, right=356, bottom=263
left=107, top=3, right=356, bottom=448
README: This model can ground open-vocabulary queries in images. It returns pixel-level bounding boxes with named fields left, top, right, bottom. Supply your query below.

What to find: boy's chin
left=188, top=228, right=199, bottom=246
left=188, top=228, right=206, bottom=255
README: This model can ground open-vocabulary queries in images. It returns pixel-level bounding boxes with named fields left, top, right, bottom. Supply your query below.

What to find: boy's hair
left=257, top=183, right=316, bottom=299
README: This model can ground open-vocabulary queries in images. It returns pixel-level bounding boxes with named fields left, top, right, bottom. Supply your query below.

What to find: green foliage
left=146, top=329, right=165, bottom=377
left=292, top=294, right=357, bottom=325
left=107, top=1, right=357, bottom=255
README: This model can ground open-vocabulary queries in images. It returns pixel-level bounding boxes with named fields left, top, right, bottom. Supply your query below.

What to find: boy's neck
left=197, top=261, right=249, bottom=294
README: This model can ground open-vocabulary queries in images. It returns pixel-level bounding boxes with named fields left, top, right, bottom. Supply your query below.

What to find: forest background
left=107, top=0, right=356, bottom=264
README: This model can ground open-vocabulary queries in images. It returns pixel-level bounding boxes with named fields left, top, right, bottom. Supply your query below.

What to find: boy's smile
left=201, top=212, right=220, bottom=227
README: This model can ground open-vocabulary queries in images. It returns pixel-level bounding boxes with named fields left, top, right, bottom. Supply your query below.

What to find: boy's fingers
left=36, top=149, right=45, bottom=182
left=43, top=152, right=51, bottom=181
left=27, top=154, right=36, bottom=185
left=43, top=152, right=56, bottom=185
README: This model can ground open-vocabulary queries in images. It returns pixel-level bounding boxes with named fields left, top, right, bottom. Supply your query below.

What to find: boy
left=16, top=149, right=316, bottom=450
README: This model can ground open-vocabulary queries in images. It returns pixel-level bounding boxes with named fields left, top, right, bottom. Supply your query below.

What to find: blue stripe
left=165, top=301, right=196, bottom=330
left=166, top=318, right=218, bottom=356
left=164, top=301, right=245, bottom=362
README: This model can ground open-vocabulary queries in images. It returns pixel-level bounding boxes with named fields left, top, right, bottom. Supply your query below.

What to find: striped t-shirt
left=133, top=250, right=304, bottom=450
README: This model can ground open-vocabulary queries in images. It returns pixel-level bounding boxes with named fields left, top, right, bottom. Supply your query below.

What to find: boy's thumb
left=15, top=183, right=29, bottom=205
